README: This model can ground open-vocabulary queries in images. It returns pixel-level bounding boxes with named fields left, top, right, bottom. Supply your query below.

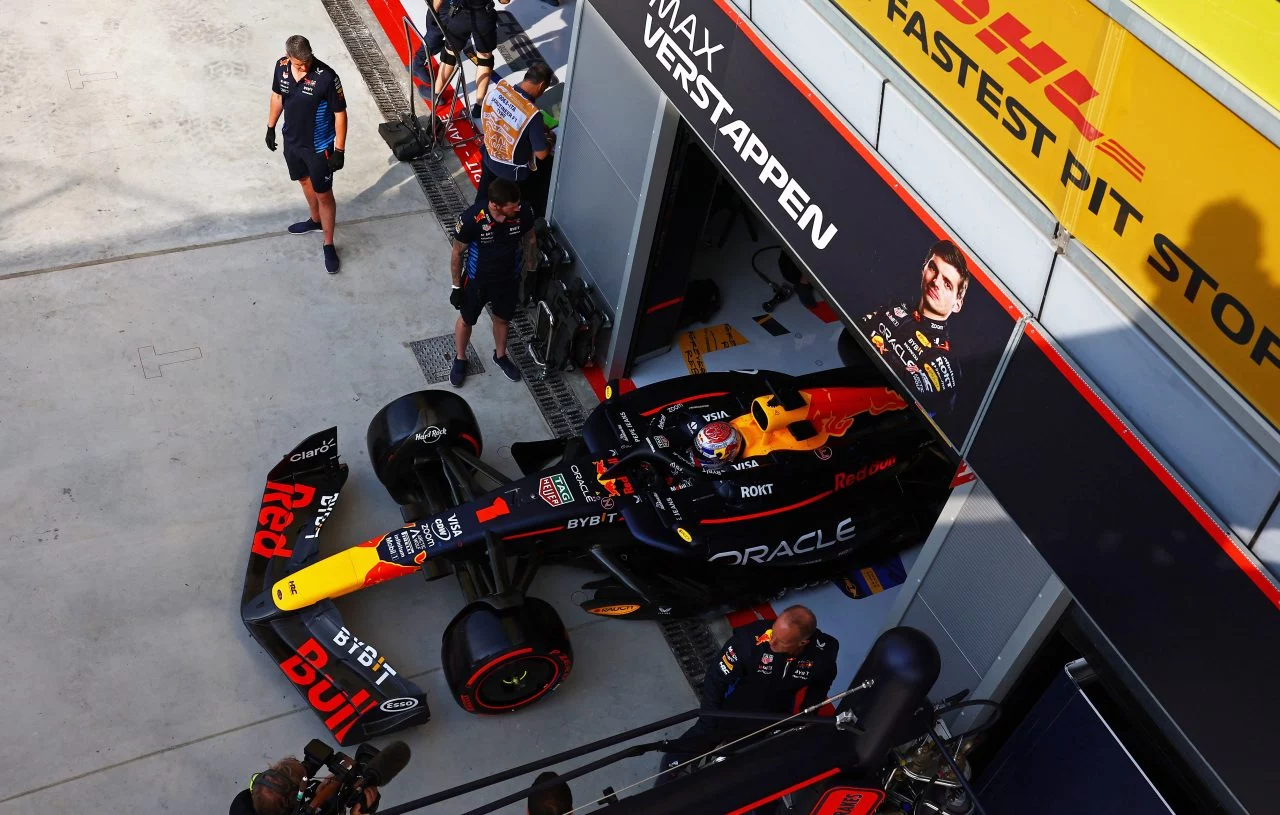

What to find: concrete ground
left=0, top=0, right=694, bottom=812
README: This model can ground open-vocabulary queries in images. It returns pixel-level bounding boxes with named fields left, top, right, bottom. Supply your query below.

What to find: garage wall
left=548, top=3, right=663, bottom=308
left=886, top=479, right=1068, bottom=726
left=1040, top=254, right=1280, bottom=544
left=750, top=0, right=885, bottom=145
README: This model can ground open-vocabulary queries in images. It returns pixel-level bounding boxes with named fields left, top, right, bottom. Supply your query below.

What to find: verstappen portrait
left=240, top=367, right=956, bottom=743
left=857, top=240, right=970, bottom=417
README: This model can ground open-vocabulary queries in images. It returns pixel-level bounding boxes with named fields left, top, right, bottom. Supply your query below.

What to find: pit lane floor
left=0, top=1, right=696, bottom=811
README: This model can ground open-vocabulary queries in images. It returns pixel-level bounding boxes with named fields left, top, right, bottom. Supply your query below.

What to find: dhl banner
left=835, top=0, right=1280, bottom=430
left=1130, top=0, right=1280, bottom=112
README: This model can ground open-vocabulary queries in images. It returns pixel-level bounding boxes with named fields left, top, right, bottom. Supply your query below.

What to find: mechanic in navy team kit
left=658, top=606, right=839, bottom=780
left=433, top=0, right=510, bottom=119
left=448, top=178, right=538, bottom=387
left=266, top=35, right=348, bottom=274
left=229, top=756, right=378, bottom=815
left=856, top=239, right=971, bottom=416
left=476, top=62, right=555, bottom=212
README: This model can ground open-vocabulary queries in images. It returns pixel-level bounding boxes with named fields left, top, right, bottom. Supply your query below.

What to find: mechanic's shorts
left=444, top=5, right=499, bottom=54
left=284, top=146, right=335, bottom=194
left=459, top=274, right=518, bottom=325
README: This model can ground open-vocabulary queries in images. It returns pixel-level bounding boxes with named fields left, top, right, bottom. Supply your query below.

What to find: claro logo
left=709, top=518, right=856, bottom=565
left=290, top=438, right=335, bottom=463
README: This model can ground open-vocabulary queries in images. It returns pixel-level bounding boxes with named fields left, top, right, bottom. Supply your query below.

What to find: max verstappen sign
left=591, top=0, right=1021, bottom=448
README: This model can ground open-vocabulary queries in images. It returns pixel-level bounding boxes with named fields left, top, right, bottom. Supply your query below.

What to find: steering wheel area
left=600, top=447, right=713, bottom=487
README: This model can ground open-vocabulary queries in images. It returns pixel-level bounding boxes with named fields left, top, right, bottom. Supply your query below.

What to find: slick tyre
left=442, top=598, right=573, bottom=714
left=367, top=390, right=483, bottom=508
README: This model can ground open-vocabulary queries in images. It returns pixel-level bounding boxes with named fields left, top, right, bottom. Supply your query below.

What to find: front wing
left=240, top=428, right=430, bottom=744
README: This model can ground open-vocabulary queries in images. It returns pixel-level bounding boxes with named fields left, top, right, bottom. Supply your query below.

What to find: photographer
left=229, top=756, right=379, bottom=815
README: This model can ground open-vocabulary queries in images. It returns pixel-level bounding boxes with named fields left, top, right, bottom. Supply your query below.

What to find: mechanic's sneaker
left=449, top=356, right=468, bottom=388
left=288, top=218, right=322, bottom=235
left=493, top=351, right=521, bottom=381
left=323, top=244, right=340, bottom=274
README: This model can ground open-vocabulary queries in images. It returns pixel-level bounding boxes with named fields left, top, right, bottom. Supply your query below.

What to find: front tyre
left=442, top=597, right=573, bottom=714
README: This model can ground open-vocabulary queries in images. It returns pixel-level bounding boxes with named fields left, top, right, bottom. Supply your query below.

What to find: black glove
left=265, top=126, right=277, bottom=151
left=327, top=147, right=345, bottom=172
left=449, top=286, right=464, bottom=309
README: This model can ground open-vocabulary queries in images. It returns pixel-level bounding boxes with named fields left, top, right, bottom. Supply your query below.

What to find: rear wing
left=240, top=429, right=430, bottom=744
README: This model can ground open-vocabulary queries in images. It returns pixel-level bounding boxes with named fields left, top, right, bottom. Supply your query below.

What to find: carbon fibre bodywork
left=240, top=367, right=955, bottom=742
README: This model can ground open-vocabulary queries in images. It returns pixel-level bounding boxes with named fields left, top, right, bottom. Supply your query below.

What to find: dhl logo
left=923, top=0, right=1144, bottom=179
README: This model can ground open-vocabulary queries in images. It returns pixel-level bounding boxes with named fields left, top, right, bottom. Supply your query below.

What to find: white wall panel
left=1041, top=258, right=1280, bottom=542
left=878, top=85, right=1055, bottom=313
left=1252, top=504, right=1280, bottom=577
left=752, top=1, right=884, bottom=145
left=726, top=0, right=751, bottom=15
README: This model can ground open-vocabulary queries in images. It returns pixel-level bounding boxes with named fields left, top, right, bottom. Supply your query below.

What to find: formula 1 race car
left=240, top=367, right=956, bottom=744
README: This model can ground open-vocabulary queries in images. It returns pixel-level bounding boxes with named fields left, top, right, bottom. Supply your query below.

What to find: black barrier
left=377, top=706, right=856, bottom=815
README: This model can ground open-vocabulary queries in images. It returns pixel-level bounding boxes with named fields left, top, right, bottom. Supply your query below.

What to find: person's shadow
left=1150, top=199, right=1278, bottom=424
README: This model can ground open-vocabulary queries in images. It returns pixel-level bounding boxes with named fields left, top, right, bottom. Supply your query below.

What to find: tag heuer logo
left=539, top=474, right=574, bottom=507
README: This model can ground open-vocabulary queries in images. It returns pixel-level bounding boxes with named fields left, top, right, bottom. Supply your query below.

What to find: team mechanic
left=476, top=62, right=555, bottom=212
left=433, top=0, right=510, bottom=120
left=658, top=606, right=839, bottom=780
left=857, top=239, right=971, bottom=417
left=266, top=35, right=347, bottom=274
left=448, top=178, right=537, bottom=388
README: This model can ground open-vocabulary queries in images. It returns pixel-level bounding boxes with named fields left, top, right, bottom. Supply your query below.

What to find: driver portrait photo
left=856, top=239, right=970, bottom=417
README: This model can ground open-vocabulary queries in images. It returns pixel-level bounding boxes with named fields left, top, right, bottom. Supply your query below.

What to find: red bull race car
left=240, top=367, right=956, bottom=743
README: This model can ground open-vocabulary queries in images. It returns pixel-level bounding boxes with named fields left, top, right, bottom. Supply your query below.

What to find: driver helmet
left=693, top=421, right=744, bottom=471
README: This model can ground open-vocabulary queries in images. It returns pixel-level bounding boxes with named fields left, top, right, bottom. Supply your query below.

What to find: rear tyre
left=442, top=597, right=573, bottom=714
left=367, top=390, right=483, bottom=508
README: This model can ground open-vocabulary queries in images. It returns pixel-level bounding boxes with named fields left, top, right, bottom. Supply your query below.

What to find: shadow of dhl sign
left=835, top=0, right=1280, bottom=429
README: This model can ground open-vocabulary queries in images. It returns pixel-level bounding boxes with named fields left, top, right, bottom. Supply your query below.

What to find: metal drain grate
left=410, top=336, right=485, bottom=384
left=323, top=0, right=718, bottom=693
left=507, top=311, right=587, bottom=439
left=658, top=619, right=723, bottom=696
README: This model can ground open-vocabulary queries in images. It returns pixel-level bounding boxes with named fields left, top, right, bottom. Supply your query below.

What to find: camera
left=287, top=738, right=410, bottom=815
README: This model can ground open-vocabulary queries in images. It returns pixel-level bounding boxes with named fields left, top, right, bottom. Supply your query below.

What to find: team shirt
left=453, top=202, right=535, bottom=281
left=857, top=302, right=961, bottom=416
left=271, top=57, right=346, bottom=153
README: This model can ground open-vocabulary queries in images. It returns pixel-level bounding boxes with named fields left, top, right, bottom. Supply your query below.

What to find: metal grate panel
left=919, top=482, right=1052, bottom=676
left=410, top=336, right=484, bottom=384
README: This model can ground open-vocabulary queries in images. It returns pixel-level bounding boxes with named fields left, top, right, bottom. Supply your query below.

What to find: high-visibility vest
left=480, top=80, right=539, bottom=170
